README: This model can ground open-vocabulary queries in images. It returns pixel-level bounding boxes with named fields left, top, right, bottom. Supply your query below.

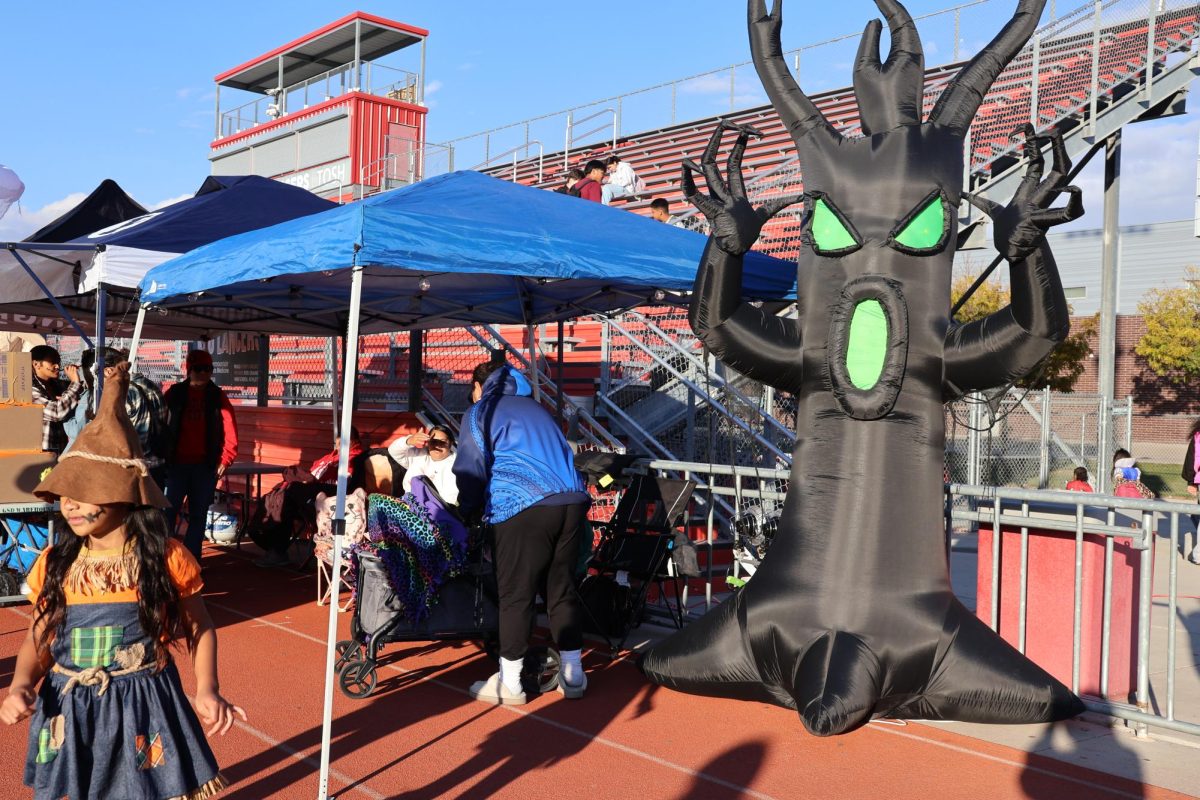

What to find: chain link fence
left=944, top=389, right=1132, bottom=490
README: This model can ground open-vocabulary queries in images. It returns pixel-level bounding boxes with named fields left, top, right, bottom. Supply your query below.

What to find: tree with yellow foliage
left=1135, top=265, right=1200, bottom=385
left=951, top=272, right=1095, bottom=392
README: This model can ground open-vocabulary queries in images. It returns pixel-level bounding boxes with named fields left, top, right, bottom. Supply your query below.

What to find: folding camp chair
left=579, top=473, right=695, bottom=654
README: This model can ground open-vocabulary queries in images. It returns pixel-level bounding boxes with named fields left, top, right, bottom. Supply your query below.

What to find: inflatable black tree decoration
left=641, top=0, right=1086, bottom=735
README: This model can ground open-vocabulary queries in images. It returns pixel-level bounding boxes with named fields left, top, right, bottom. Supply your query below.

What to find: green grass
left=1046, top=462, right=1190, bottom=499
left=1136, top=462, right=1190, bottom=499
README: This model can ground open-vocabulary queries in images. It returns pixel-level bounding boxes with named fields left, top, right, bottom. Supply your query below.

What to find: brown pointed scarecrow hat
left=35, top=363, right=169, bottom=508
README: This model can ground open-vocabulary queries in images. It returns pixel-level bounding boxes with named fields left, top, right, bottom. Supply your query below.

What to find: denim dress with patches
left=23, top=548, right=222, bottom=800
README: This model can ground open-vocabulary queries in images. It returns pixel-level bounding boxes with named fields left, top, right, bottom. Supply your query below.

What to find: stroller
left=334, top=478, right=561, bottom=699
left=0, top=512, right=55, bottom=599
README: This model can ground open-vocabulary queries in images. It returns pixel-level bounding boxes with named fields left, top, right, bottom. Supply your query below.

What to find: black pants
left=493, top=502, right=587, bottom=661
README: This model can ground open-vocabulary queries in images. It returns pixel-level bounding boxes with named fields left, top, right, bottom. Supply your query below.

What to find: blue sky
left=1, top=0, right=1196, bottom=241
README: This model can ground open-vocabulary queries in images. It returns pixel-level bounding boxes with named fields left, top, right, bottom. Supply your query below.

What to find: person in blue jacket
left=454, top=360, right=590, bottom=704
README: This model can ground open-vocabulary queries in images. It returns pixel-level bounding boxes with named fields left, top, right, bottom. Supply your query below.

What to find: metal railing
left=564, top=109, right=617, bottom=172
left=470, top=324, right=625, bottom=453
left=600, top=313, right=794, bottom=465
left=469, top=141, right=545, bottom=183
left=437, top=0, right=1041, bottom=180
left=951, top=483, right=1200, bottom=737
left=217, top=62, right=419, bottom=139
left=357, top=140, right=456, bottom=199
left=633, top=457, right=1200, bottom=739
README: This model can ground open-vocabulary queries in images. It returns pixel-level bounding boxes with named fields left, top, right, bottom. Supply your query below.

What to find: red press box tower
left=209, top=12, right=430, bottom=202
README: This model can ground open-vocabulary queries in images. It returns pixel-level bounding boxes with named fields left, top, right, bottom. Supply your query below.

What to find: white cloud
left=425, top=80, right=444, bottom=96
left=176, top=87, right=198, bottom=100
left=149, top=193, right=191, bottom=211
left=1064, top=115, right=1200, bottom=229
left=0, top=192, right=88, bottom=243
left=681, top=74, right=733, bottom=95
left=458, top=62, right=475, bottom=72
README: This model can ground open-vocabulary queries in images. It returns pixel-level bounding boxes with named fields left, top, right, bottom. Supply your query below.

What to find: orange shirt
left=25, top=537, right=203, bottom=606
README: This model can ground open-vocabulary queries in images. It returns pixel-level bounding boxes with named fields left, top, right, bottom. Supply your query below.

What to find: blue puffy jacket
left=453, top=366, right=587, bottom=524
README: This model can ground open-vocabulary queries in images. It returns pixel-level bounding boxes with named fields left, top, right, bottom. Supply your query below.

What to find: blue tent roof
left=138, top=171, right=798, bottom=334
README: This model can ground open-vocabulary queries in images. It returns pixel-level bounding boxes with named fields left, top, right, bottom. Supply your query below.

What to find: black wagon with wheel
left=334, top=484, right=560, bottom=699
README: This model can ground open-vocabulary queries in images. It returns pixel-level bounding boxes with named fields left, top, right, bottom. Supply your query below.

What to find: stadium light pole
left=1096, top=130, right=1121, bottom=493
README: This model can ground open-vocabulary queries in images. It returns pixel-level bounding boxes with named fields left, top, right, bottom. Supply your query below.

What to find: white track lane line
left=207, top=600, right=780, bottom=800
left=216, top=597, right=1186, bottom=800
left=6, top=604, right=381, bottom=799
left=8, top=599, right=1151, bottom=800
left=869, top=724, right=1149, bottom=800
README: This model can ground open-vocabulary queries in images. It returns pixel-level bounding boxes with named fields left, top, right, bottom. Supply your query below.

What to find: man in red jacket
left=572, top=160, right=606, bottom=203
left=163, top=349, right=239, bottom=560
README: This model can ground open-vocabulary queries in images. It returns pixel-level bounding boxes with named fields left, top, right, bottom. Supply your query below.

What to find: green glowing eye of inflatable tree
left=810, top=197, right=861, bottom=255
left=891, top=194, right=948, bottom=254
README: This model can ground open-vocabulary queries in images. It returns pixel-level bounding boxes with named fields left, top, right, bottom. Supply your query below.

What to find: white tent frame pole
left=93, top=286, right=107, bottom=411
left=330, top=335, right=341, bottom=448
left=128, top=305, right=148, bottom=372
left=317, top=262, right=363, bottom=800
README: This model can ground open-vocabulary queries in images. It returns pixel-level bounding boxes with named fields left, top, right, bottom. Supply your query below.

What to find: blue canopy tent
left=136, top=170, right=797, bottom=333
left=134, top=170, right=799, bottom=790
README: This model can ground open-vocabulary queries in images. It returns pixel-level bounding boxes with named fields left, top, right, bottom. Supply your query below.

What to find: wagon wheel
left=335, top=640, right=362, bottom=669
left=338, top=660, right=377, bottom=699
left=523, top=646, right=561, bottom=694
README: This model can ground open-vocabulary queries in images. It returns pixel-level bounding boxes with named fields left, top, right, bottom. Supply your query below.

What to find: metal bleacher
left=485, top=0, right=1200, bottom=263
left=465, top=0, right=1200, bottom=464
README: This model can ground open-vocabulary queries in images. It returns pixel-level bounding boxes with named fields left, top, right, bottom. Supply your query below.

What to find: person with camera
left=387, top=424, right=459, bottom=506
left=29, top=344, right=84, bottom=457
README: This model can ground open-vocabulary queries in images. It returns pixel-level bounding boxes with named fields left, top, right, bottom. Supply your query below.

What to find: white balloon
left=0, top=165, right=25, bottom=221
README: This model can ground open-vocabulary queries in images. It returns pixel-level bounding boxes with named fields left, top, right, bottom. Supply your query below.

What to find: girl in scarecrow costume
left=0, top=363, right=244, bottom=800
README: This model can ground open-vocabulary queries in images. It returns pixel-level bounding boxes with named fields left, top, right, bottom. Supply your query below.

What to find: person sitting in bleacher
left=649, top=198, right=687, bottom=228
left=573, top=160, right=606, bottom=203
left=601, top=154, right=640, bottom=205
left=387, top=425, right=459, bottom=506
left=555, top=168, right=583, bottom=197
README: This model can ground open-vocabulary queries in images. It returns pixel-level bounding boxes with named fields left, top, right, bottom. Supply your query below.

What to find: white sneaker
left=469, top=672, right=527, bottom=706
left=557, top=672, right=587, bottom=700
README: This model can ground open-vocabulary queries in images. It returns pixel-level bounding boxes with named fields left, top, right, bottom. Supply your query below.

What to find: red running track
left=0, top=544, right=1192, bottom=800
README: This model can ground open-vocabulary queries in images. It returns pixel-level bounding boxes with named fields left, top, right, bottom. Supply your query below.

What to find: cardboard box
left=0, top=351, right=33, bottom=405
left=0, top=405, right=44, bottom=451
left=0, top=451, right=54, bottom=504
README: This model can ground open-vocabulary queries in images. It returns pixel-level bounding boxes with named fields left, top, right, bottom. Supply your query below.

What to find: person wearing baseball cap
left=163, top=350, right=239, bottom=560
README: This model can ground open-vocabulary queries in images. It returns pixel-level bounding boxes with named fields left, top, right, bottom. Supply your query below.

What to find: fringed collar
left=65, top=544, right=140, bottom=596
